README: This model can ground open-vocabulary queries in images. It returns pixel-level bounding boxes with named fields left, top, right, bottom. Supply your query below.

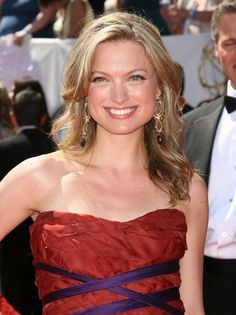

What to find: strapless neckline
left=33, top=208, right=185, bottom=225
left=30, top=207, right=187, bottom=314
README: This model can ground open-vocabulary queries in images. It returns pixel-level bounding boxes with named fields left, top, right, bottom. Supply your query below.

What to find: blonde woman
left=0, top=12, right=208, bottom=314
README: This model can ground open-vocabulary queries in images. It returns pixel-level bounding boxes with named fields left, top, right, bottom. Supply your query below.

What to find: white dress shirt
left=206, top=81, right=236, bottom=258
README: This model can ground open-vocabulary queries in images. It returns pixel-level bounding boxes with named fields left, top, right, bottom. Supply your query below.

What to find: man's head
left=12, top=89, right=45, bottom=127
left=211, top=0, right=236, bottom=88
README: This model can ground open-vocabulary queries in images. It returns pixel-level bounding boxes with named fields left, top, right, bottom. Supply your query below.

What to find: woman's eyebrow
left=91, top=68, right=148, bottom=75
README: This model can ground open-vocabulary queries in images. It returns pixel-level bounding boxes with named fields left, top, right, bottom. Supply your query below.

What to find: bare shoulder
left=0, top=151, right=66, bottom=206
left=23, top=150, right=65, bottom=176
left=183, top=172, right=208, bottom=222
left=0, top=151, right=66, bottom=240
left=1, top=151, right=62, bottom=184
left=189, top=172, right=208, bottom=206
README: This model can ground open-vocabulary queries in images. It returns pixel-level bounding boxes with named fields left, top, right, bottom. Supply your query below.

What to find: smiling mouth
left=104, top=106, right=137, bottom=116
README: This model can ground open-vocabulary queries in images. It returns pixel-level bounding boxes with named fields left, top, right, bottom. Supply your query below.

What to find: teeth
left=108, top=108, right=135, bottom=115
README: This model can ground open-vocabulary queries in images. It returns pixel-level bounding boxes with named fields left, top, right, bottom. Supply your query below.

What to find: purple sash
left=35, top=260, right=184, bottom=315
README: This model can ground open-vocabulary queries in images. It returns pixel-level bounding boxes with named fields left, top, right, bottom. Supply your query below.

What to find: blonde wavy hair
left=52, top=11, right=194, bottom=205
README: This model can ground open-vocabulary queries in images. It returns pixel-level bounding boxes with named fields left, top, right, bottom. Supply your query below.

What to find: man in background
left=89, top=0, right=105, bottom=16
left=0, top=89, right=54, bottom=314
left=105, top=0, right=170, bottom=35
left=184, top=1, right=236, bottom=314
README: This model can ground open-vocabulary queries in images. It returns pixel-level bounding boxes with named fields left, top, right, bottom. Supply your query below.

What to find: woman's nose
left=110, top=81, right=129, bottom=104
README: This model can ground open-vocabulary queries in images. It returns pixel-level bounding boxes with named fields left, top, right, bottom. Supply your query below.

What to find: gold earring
left=154, top=99, right=164, bottom=144
left=80, top=101, right=91, bottom=147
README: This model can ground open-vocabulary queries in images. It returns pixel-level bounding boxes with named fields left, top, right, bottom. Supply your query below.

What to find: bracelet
left=21, top=25, right=32, bottom=35
left=190, top=9, right=197, bottom=20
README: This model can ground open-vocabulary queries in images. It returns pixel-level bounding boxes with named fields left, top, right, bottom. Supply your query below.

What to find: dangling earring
left=154, top=99, right=164, bottom=144
left=80, top=101, right=91, bottom=147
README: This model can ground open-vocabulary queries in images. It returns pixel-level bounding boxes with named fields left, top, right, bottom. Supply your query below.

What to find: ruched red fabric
left=30, top=209, right=187, bottom=315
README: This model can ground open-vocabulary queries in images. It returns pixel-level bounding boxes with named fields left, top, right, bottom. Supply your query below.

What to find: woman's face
left=87, top=40, right=161, bottom=136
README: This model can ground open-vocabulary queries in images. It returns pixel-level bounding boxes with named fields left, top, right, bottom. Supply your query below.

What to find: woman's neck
left=86, top=132, right=147, bottom=171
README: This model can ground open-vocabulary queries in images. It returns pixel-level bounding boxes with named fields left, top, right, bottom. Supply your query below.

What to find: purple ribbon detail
left=35, top=260, right=183, bottom=315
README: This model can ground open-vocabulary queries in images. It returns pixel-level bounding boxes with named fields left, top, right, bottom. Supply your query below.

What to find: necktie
left=224, top=95, right=236, bottom=113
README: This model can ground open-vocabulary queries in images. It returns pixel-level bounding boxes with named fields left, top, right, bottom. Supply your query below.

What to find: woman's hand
left=12, top=5, right=56, bottom=46
left=13, top=30, right=29, bottom=46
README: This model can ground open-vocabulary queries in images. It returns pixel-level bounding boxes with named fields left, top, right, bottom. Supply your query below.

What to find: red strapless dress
left=30, top=209, right=187, bottom=315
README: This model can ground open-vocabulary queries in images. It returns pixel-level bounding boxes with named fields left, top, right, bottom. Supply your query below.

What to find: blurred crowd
left=0, top=0, right=219, bottom=46
left=0, top=77, right=55, bottom=315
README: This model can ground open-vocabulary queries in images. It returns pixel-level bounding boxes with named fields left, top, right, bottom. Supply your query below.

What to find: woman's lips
left=104, top=106, right=137, bottom=118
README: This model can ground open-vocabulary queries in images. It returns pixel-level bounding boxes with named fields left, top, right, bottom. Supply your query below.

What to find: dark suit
left=184, top=97, right=236, bottom=315
left=183, top=96, right=224, bottom=183
left=0, top=128, right=54, bottom=315
left=88, top=0, right=105, bottom=15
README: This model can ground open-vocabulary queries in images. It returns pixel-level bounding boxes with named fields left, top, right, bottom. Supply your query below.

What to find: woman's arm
left=0, top=157, right=46, bottom=240
left=104, top=0, right=122, bottom=12
left=179, top=173, right=208, bottom=315
left=69, top=0, right=87, bottom=37
left=13, top=5, right=56, bottom=45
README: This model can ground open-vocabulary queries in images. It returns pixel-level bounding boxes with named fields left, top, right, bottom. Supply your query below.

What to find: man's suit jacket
left=183, top=97, right=236, bottom=314
left=0, top=128, right=54, bottom=179
left=183, top=96, right=224, bottom=184
left=0, top=128, right=54, bottom=315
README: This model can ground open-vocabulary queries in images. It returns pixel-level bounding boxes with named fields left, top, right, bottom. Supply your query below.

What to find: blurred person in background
left=161, top=0, right=222, bottom=34
left=184, top=1, right=236, bottom=313
left=0, top=0, right=56, bottom=45
left=0, top=89, right=55, bottom=315
left=9, top=76, right=52, bottom=133
left=0, top=82, right=15, bottom=140
left=39, top=0, right=94, bottom=38
left=88, top=0, right=105, bottom=16
left=105, top=0, right=170, bottom=35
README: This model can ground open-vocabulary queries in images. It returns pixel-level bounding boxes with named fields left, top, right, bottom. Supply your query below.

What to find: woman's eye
left=130, top=75, right=145, bottom=81
left=92, top=76, right=107, bottom=83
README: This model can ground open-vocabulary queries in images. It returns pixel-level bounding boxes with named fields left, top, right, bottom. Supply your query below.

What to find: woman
left=0, top=0, right=56, bottom=45
left=39, top=0, right=94, bottom=38
left=0, top=12, right=208, bottom=314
